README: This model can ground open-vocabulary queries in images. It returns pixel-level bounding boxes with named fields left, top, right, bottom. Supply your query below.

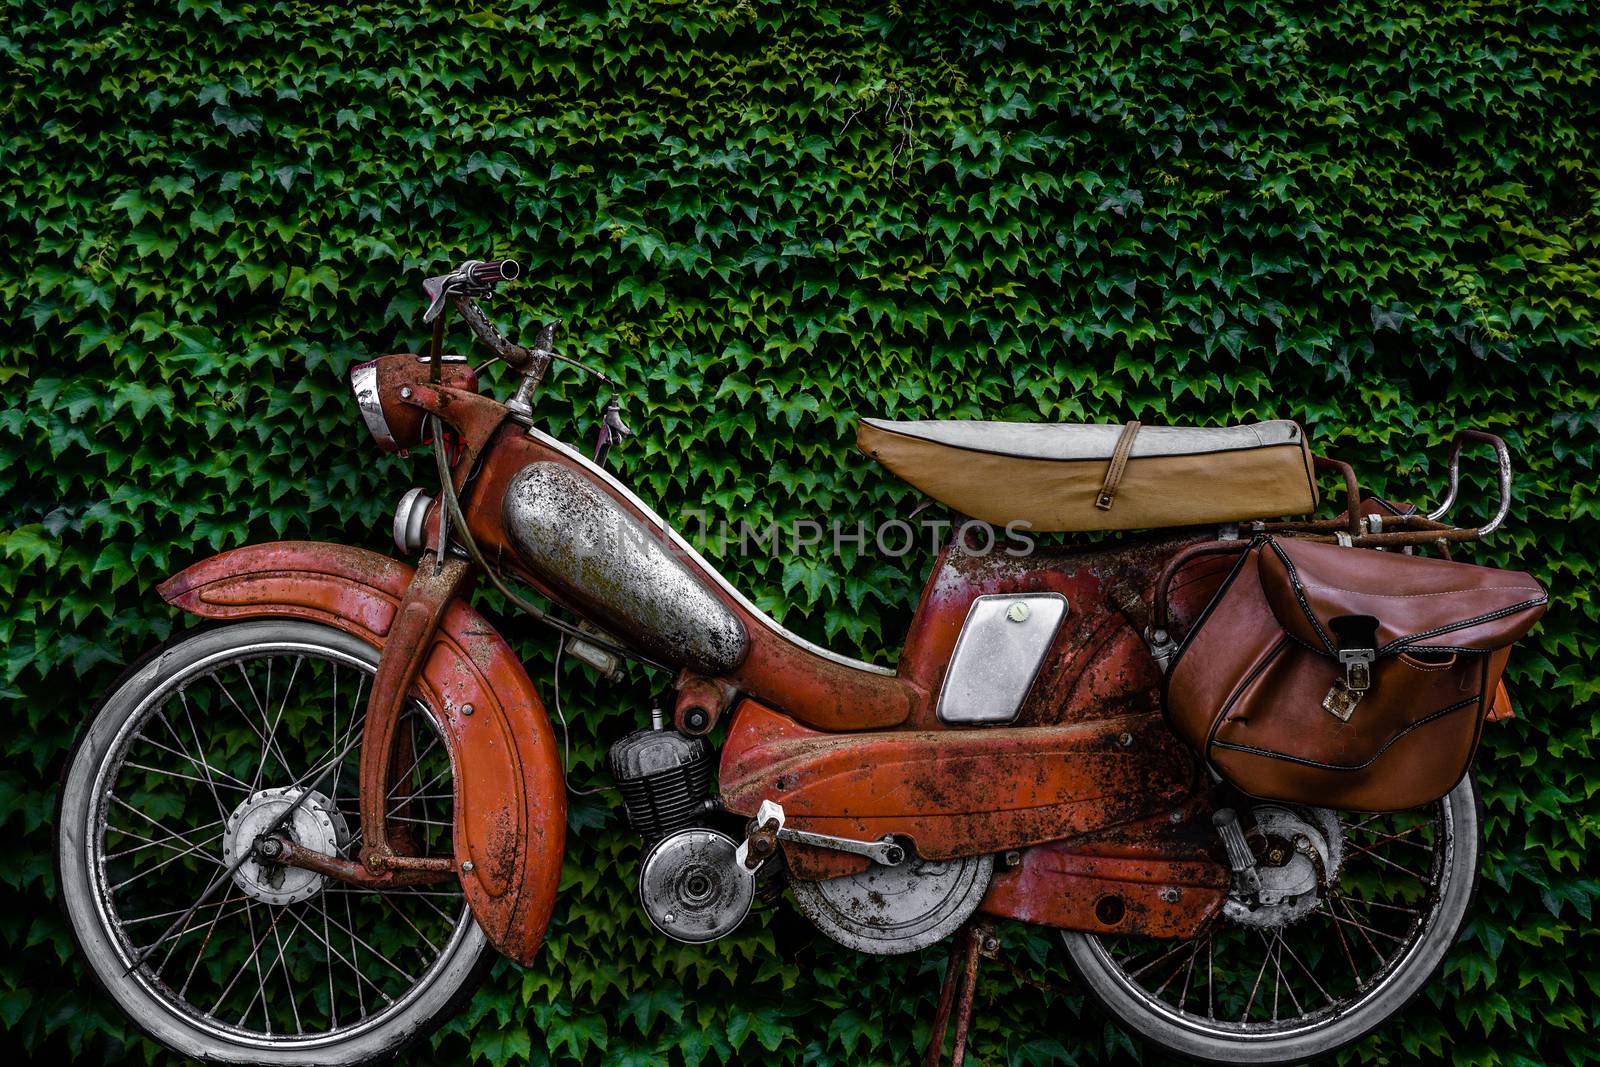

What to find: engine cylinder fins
left=608, top=725, right=713, bottom=842
left=638, top=828, right=754, bottom=944
left=789, top=852, right=995, bottom=955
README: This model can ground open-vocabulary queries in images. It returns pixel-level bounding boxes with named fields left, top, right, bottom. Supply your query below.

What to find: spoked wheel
left=1062, top=776, right=1480, bottom=1065
left=57, top=621, right=492, bottom=1066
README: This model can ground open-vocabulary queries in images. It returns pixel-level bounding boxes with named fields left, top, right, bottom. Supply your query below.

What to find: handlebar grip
left=468, top=259, right=520, bottom=285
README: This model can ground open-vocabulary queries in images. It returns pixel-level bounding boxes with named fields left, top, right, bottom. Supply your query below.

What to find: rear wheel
left=57, top=621, right=493, bottom=1065
left=1062, top=776, right=1480, bottom=1065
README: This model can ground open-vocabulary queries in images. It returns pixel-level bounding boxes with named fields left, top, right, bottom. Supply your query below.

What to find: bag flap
left=1258, top=536, right=1547, bottom=655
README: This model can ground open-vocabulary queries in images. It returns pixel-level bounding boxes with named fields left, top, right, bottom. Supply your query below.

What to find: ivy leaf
left=469, top=1026, right=533, bottom=1067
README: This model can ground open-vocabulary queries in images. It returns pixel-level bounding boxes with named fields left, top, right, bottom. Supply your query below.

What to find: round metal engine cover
left=790, top=852, right=994, bottom=955
left=639, top=828, right=753, bottom=944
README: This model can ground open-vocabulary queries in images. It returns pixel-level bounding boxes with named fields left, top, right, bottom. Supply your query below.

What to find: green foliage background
left=3, top=0, right=1597, bottom=1064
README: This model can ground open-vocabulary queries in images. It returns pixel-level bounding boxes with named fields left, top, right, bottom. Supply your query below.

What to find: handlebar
left=421, top=258, right=521, bottom=324
left=1426, top=429, right=1513, bottom=536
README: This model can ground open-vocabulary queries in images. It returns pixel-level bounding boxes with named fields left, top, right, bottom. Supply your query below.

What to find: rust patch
left=719, top=699, right=1198, bottom=878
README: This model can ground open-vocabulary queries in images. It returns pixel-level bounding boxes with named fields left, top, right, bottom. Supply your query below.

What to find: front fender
left=157, top=540, right=565, bottom=965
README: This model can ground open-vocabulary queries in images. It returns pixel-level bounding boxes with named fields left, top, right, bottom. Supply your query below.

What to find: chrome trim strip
left=525, top=426, right=897, bottom=676
left=350, top=361, right=396, bottom=450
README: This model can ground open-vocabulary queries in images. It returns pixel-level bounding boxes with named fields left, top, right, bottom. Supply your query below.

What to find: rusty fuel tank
left=501, top=461, right=749, bottom=675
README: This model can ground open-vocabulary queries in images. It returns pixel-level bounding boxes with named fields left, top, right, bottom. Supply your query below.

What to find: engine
left=608, top=710, right=714, bottom=841
left=608, top=711, right=752, bottom=943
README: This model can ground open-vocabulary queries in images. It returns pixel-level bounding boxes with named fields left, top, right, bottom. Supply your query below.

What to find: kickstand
left=923, top=920, right=996, bottom=1067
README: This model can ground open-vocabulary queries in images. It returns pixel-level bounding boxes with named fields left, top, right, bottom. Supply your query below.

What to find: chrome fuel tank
left=501, top=462, right=749, bottom=674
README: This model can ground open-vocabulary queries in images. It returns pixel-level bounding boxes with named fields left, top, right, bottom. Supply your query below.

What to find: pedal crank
left=735, top=799, right=906, bottom=869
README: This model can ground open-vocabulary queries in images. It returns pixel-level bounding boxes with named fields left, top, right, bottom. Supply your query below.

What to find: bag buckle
left=1322, top=681, right=1361, bottom=722
left=1324, top=615, right=1380, bottom=722
left=1323, top=649, right=1373, bottom=722
left=1338, top=647, right=1375, bottom=692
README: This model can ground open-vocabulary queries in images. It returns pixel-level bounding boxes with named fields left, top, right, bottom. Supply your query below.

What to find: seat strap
left=1095, top=420, right=1142, bottom=510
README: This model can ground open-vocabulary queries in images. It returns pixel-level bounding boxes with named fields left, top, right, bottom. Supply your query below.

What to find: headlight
left=348, top=354, right=478, bottom=453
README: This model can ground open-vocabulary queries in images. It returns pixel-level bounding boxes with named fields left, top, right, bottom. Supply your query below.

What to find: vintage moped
left=57, top=260, right=1544, bottom=1065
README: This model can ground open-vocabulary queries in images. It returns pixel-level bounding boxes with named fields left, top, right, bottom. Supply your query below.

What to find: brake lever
left=593, top=398, right=631, bottom=467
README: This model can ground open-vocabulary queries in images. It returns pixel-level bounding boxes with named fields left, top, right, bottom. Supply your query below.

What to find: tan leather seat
left=857, top=418, right=1318, bottom=532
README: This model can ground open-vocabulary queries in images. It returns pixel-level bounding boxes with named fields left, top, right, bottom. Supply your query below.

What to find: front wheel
left=1062, top=776, right=1481, bottom=1065
left=56, top=620, right=493, bottom=1066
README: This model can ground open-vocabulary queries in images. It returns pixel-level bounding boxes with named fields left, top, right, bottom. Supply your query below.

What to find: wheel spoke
left=107, top=796, right=220, bottom=856
left=281, top=902, right=394, bottom=1007
left=127, top=733, right=252, bottom=790
left=210, top=903, right=273, bottom=1016
left=87, top=639, right=469, bottom=1046
left=108, top=830, right=229, bottom=890
left=1241, top=932, right=1274, bottom=1020
left=268, top=913, right=304, bottom=1036
left=1326, top=894, right=1410, bottom=945
left=1077, top=797, right=1459, bottom=1040
left=1344, top=840, right=1432, bottom=881
left=105, top=822, right=224, bottom=862
left=378, top=892, right=443, bottom=959
left=179, top=689, right=235, bottom=823
left=315, top=903, right=420, bottom=985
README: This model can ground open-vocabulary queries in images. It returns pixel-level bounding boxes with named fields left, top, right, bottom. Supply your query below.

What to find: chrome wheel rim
left=1083, top=796, right=1456, bottom=1041
left=84, top=638, right=472, bottom=1049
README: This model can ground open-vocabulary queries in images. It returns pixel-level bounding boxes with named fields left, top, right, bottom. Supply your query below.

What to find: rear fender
left=157, top=541, right=565, bottom=965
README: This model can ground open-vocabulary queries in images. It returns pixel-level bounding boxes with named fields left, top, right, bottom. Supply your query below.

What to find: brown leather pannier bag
left=1166, top=536, right=1547, bottom=811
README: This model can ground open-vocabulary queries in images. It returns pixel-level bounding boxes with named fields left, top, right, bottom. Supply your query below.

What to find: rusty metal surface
left=355, top=556, right=472, bottom=879
left=157, top=541, right=566, bottom=965
left=261, top=376, right=1250, bottom=951
left=396, top=378, right=511, bottom=481
left=353, top=353, right=480, bottom=453
left=897, top=531, right=1224, bottom=729
left=269, top=834, right=455, bottom=888
left=923, top=922, right=983, bottom=1067
left=674, top=672, right=736, bottom=735
left=501, top=461, right=749, bottom=674
left=718, top=699, right=1200, bottom=879
left=978, top=801, right=1229, bottom=939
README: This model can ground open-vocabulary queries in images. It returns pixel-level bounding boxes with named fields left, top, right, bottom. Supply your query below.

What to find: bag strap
left=1095, top=420, right=1142, bottom=510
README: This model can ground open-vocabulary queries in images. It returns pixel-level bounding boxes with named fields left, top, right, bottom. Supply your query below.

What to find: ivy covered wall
left=2, top=0, right=1596, bottom=1064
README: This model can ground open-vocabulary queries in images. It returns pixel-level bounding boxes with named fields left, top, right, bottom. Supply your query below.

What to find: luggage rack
left=1148, top=430, right=1517, bottom=668
left=1252, top=429, right=1513, bottom=551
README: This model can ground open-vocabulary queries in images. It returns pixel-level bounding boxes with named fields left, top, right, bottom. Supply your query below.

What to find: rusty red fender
left=157, top=540, right=565, bottom=965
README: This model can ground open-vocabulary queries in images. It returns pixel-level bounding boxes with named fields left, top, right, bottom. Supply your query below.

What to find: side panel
left=157, top=541, right=565, bottom=965
left=978, top=806, right=1229, bottom=938
left=718, top=700, right=1197, bottom=879
left=896, top=532, right=1234, bottom=729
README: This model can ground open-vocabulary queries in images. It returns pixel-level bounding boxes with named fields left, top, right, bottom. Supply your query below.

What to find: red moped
left=57, top=261, right=1539, bottom=1065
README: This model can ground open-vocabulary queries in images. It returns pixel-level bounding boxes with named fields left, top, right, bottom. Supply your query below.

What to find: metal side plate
left=936, top=593, right=1067, bottom=724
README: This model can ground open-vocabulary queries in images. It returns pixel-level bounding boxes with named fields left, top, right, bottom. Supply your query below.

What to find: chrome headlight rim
left=349, top=360, right=398, bottom=451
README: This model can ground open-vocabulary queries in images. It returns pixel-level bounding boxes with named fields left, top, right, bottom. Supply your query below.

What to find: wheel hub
left=1223, top=805, right=1342, bottom=929
left=222, top=786, right=349, bottom=906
